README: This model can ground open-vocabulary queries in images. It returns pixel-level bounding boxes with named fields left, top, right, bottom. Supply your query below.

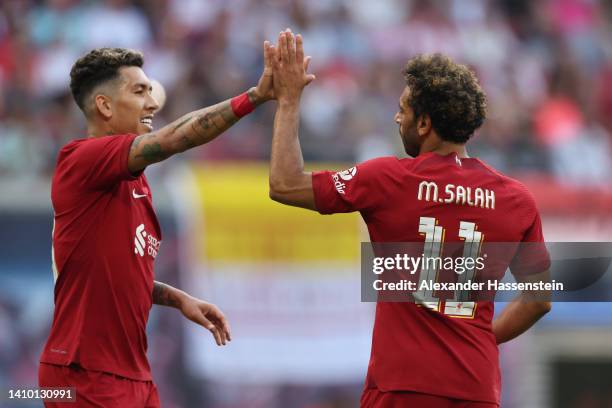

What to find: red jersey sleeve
left=509, top=191, right=551, bottom=276
left=311, top=157, right=396, bottom=215
left=57, top=134, right=139, bottom=191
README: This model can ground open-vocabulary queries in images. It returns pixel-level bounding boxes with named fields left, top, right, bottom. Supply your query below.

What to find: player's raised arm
left=127, top=42, right=275, bottom=173
left=268, top=29, right=317, bottom=209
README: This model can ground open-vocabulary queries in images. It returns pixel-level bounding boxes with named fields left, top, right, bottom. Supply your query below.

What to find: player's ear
left=93, top=94, right=113, bottom=120
left=417, top=114, right=432, bottom=137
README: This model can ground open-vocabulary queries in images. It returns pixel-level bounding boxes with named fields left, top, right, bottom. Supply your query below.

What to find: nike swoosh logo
left=132, top=189, right=147, bottom=199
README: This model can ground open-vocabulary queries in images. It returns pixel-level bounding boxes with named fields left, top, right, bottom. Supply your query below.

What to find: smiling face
left=394, top=86, right=421, bottom=157
left=96, top=66, right=159, bottom=135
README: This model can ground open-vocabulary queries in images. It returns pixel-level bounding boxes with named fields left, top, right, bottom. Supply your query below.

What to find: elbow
left=269, top=185, right=282, bottom=203
left=535, top=300, right=552, bottom=316
left=269, top=172, right=312, bottom=208
left=269, top=175, right=302, bottom=205
left=269, top=180, right=289, bottom=203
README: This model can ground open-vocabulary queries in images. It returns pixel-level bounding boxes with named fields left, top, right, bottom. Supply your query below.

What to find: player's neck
left=420, top=139, right=469, bottom=158
left=87, top=121, right=114, bottom=138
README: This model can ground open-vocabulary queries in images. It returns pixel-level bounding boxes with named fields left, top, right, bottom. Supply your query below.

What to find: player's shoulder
left=59, top=137, right=88, bottom=154
left=55, top=137, right=89, bottom=168
left=397, top=152, right=461, bottom=173
left=349, top=156, right=402, bottom=178
left=357, top=154, right=462, bottom=182
left=474, top=158, right=537, bottom=205
left=59, top=134, right=126, bottom=151
left=358, top=156, right=402, bottom=169
left=57, top=135, right=107, bottom=158
left=57, top=134, right=133, bottom=161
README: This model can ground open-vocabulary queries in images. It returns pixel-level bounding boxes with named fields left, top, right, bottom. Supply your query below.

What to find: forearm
left=269, top=100, right=314, bottom=208
left=492, top=295, right=551, bottom=344
left=271, top=100, right=305, bottom=184
left=129, top=88, right=261, bottom=172
left=152, top=280, right=190, bottom=309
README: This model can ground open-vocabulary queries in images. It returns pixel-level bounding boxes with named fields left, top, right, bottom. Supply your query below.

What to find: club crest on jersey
left=332, top=167, right=357, bottom=194
left=134, top=223, right=161, bottom=258
left=338, top=166, right=357, bottom=181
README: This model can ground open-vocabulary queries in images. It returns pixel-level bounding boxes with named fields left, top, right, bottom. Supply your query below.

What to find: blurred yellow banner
left=190, top=163, right=360, bottom=263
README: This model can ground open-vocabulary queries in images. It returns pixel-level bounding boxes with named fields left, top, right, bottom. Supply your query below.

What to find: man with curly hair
left=268, top=30, right=551, bottom=407
left=39, top=44, right=276, bottom=407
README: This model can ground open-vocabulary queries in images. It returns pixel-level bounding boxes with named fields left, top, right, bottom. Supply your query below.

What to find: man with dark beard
left=268, top=29, right=551, bottom=408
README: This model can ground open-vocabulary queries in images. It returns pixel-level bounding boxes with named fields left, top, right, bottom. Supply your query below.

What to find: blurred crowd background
left=1, top=0, right=611, bottom=182
left=1, top=0, right=612, bottom=407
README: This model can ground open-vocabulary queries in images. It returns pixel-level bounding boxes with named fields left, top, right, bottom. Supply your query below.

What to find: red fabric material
left=39, top=363, right=160, bottom=408
left=361, top=388, right=499, bottom=408
left=312, top=152, right=549, bottom=405
left=40, top=134, right=162, bottom=381
left=230, top=92, right=255, bottom=117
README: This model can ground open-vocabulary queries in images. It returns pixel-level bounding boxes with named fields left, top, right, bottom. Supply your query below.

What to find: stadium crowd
left=0, top=0, right=611, bottom=185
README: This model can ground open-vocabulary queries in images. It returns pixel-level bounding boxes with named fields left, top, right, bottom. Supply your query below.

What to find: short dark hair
left=402, top=54, right=487, bottom=143
left=69, top=47, right=144, bottom=113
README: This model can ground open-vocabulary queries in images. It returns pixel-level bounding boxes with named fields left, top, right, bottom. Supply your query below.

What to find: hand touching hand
left=250, top=41, right=276, bottom=104
left=270, top=29, right=315, bottom=103
left=180, top=297, right=231, bottom=346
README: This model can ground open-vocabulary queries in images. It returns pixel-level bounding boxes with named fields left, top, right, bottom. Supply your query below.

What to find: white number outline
left=415, top=217, right=484, bottom=319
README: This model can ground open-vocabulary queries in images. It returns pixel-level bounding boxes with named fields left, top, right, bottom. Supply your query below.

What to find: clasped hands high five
left=253, top=28, right=316, bottom=104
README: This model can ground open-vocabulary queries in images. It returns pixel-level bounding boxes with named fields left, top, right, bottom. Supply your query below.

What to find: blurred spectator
left=0, top=0, right=610, bottom=183
left=0, top=0, right=608, bottom=331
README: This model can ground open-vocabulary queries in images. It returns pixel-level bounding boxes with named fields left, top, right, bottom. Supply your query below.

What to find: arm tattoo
left=172, top=114, right=193, bottom=132
left=152, top=281, right=180, bottom=308
left=179, top=135, right=197, bottom=150
left=191, top=104, right=238, bottom=138
left=128, top=97, right=244, bottom=172
left=137, top=142, right=168, bottom=162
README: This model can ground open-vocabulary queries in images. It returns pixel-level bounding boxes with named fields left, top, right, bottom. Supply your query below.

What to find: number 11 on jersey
left=415, top=217, right=484, bottom=318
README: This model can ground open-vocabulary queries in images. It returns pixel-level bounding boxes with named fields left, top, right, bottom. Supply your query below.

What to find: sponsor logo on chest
left=134, top=223, right=161, bottom=258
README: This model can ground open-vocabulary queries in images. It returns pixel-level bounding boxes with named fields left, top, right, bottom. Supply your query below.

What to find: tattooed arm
left=152, top=281, right=232, bottom=346
left=151, top=281, right=186, bottom=308
left=129, top=88, right=263, bottom=173
left=128, top=41, right=275, bottom=173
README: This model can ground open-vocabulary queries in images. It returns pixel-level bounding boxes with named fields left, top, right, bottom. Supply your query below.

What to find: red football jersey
left=41, top=134, right=162, bottom=381
left=312, top=152, right=549, bottom=405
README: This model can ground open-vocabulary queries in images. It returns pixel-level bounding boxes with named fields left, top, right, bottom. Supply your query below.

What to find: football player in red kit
left=39, top=44, right=276, bottom=407
left=268, top=29, right=551, bottom=408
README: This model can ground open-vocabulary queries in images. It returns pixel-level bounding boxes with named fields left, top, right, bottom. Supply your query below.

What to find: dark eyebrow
left=133, top=82, right=152, bottom=91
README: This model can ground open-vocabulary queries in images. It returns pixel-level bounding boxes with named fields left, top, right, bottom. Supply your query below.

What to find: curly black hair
left=403, top=54, right=487, bottom=143
left=70, top=47, right=144, bottom=113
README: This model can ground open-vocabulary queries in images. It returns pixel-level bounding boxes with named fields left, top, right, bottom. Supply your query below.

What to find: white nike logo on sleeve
left=132, top=189, right=147, bottom=199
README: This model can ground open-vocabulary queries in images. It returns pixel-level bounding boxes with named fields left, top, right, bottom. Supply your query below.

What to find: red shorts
left=361, top=388, right=499, bottom=408
left=39, top=363, right=160, bottom=408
